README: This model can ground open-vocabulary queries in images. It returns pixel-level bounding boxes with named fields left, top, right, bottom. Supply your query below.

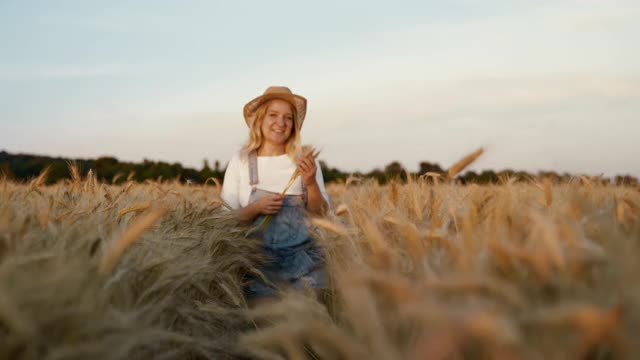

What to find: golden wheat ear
left=99, top=207, right=167, bottom=274
left=447, top=148, right=484, bottom=179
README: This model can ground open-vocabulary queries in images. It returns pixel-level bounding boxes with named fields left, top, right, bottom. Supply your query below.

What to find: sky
left=1, top=0, right=639, bottom=177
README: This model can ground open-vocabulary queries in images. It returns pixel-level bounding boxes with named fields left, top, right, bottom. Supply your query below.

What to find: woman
left=220, top=86, right=330, bottom=304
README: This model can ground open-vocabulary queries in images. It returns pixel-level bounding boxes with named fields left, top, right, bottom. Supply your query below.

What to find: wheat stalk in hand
left=250, top=147, right=320, bottom=235
left=281, top=147, right=320, bottom=195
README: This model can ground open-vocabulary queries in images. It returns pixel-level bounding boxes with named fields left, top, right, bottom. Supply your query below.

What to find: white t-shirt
left=220, top=151, right=330, bottom=210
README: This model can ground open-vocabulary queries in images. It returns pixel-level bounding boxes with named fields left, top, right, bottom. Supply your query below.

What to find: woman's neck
left=257, top=143, right=286, bottom=156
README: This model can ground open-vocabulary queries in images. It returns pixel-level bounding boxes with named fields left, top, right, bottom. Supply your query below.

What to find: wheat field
left=1, top=166, right=639, bottom=360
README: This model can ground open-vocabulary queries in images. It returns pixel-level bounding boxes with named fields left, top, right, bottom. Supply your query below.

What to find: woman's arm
left=234, top=194, right=286, bottom=223
left=305, top=178, right=328, bottom=215
left=233, top=202, right=261, bottom=223
left=296, top=155, right=329, bottom=215
left=220, top=154, right=241, bottom=210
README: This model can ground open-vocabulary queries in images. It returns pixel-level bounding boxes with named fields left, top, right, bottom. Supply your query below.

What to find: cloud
left=560, top=4, right=640, bottom=32
left=0, top=64, right=131, bottom=81
left=33, top=11, right=170, bottom=34
left=3, top=1, right=639, bottom=176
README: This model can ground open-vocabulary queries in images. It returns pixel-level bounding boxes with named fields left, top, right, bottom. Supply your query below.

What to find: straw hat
left=243, top=86, right=307, bottom=129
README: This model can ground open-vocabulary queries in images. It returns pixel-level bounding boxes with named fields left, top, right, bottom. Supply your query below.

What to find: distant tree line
left=0, top=151, right=222, bottom=185
left=1, top=150, right=638, bottom=187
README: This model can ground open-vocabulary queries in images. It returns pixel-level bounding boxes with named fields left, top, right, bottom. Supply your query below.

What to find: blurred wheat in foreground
left=1, top=166, right=640, bottom=360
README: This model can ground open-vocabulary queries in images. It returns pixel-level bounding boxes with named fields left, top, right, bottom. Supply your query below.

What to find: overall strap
left=248, top=150, right=259, bottom=192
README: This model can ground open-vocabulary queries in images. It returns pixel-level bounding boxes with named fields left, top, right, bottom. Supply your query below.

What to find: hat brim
left=243, top=93, right=307, bottom=129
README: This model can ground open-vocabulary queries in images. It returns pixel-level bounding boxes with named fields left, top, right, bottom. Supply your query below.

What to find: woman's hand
left=253, top=194, right=285, bottom=215
left=295, top=152, right=317, bottom=186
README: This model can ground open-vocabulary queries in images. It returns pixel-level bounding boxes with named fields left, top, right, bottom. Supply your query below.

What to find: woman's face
left=260, top=99, right=294, bottom=146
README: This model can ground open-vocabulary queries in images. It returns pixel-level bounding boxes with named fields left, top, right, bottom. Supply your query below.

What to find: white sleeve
left=315, top=159, right=331, bottom=206
left=220, top=153, right=241, bottom=210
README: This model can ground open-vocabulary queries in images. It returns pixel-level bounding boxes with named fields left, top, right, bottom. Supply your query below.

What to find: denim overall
left=244, top=151, right=328, bottom=298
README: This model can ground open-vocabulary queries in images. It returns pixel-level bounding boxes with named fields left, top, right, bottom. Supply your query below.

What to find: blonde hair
left=242, top=99, right=301, bottom=159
